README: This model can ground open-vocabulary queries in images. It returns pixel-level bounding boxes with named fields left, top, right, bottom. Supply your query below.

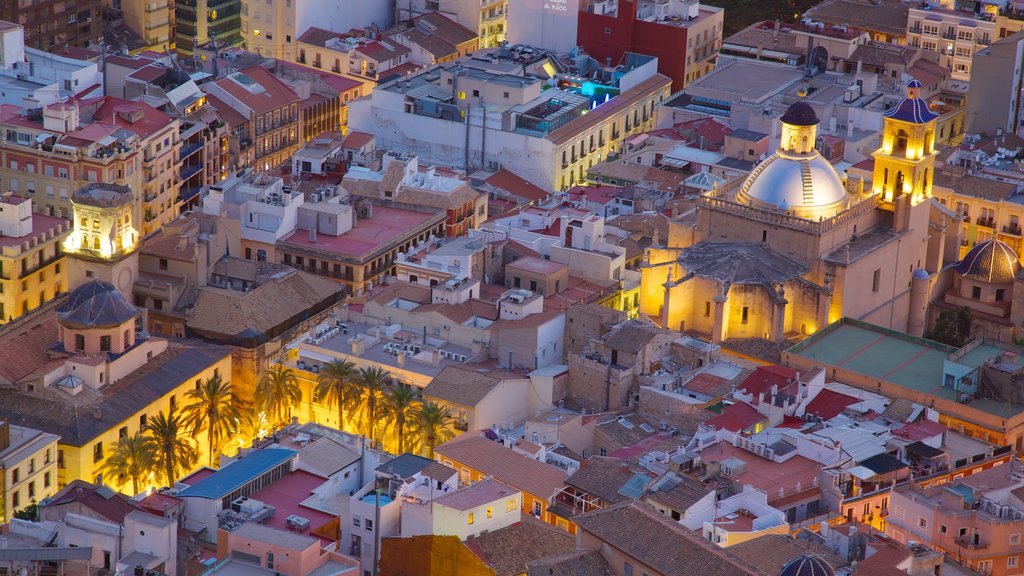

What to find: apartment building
left=577, top=0, right=724, bottom=91
left=343, top=152, right=487, bottom=237
left=348, top=46, right=671, bottom=190
left=296, top=28, right=414, bottom=87
left=967, top=31, right=1024, bottom=136
left=0, top=421, right=59, bottom=523
left=0, top=0, right=101, bottom=50
left=240, top=0, right=391, bottom=61
left=906, top=0, right=996, bottom=81
left=175, top=0, right=243, bottom=58
left=121, top=0, right=174, bottom=51
left=204, top=66, right=301, bottom=172
left=404, top=0, right=507, bottom=49
left=0, top=195, right=70, bottom=325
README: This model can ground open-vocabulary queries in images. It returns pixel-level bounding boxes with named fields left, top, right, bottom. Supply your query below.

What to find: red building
left=577, top=0, right=724, bottom=92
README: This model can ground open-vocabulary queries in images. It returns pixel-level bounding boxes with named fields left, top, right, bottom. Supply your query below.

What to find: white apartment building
left=906, top=0, right=997, bottom=80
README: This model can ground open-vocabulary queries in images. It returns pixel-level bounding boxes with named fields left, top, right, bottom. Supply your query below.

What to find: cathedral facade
left=640, top=81, right=961, bottom=343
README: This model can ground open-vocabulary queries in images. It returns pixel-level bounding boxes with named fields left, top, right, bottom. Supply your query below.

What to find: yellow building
left=0, top=421, right=59, bottom=522
left=640, top=81, right=952, bottom=343
left=121, top=0, right=175, bottom=52
left=0, top=194, right=71, bottom=325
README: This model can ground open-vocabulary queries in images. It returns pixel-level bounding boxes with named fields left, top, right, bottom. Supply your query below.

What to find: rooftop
left=423, top=365, right=504, bottom=408
left=177, top=449, right=296, bottom=500
left=230, top=522, right=318, bottom=552
left=435, top=432, right=569, bottom=500
left=464, top=516, right=576, bottom=576
left=433, top=478, right=518, bottom=511
left=280, top=205, right=440, bottom=259
left=788, top=319, right=1017, bottom=418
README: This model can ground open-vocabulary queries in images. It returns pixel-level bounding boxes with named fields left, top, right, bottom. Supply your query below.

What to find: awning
left=660, top=157, right=690, bottom=168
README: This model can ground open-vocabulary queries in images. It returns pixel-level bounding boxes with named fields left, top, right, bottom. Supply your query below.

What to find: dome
left=59, top=280, right=140, bottom=329
left=779, top=555, right=835, bottom=576
left=884, top=79, right=938, bottom=124
left=780, top=102, right=819, bottom=126
left=737, top=153, right=849, bottom=219
left=912, top=268, right=930, bottom=280
left=957, top=240, right=1022, bottom=283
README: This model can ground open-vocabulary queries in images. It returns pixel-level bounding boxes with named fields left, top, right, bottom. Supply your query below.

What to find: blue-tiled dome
left=884, top=79, right=938, bottom=124
left=779, top=555, right=835, bottom=576
left=780, top=102, right=819, bottom=126
left=59, top=280, right=140, bottom=329
left=957, top=240, right=1021, bottom=283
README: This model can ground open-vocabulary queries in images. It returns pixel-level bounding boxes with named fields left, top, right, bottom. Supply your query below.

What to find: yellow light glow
left=253, top=29, right=261, bottom=37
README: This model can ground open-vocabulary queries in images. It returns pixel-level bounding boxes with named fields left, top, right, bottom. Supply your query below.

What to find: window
left=159, top=258, right=168, bottom=270
left=486, top=506, right=493, bottom=519
left=959, top=527, right=968, bottom=537
left=353, top=517, right=361, bottom=528
left=267, top=551, right=275, bottom=570
left=741, top=306, right=749, bottom=324
left=973, top=286, right=982, bottom=299
left=704, top=301, right=711, bottom=317
left=506, top=498, right=518, bottom=512
left=365, top=518, right=373, bottom=531
left=894, top=506, right=905, bottom=519
left=872, top=269, right=881, bottom=292
left=100, top=335, right=111, bottom=352
left=1010, top=557, right=1019, bottom=569
left=140, top=414, right=147, bottom=428
left=997, top=289, right=1005, bottom=301
left=12, top=490, right=18, bottom=509
left=43, top=471, right=50, bottom=488
left=467, top=512, right=474, bottom=525
left=1012, top=533, right=1021, bottom=545
left=918, top=517, right=927, bottom=529
left=11, top=468, right=19, bottom=483
left=624, top=563, right=633, bottom=576
left=74, top=334, right=85, bottom=352
left=119, top=426, right=128, bottom=439
left=93, top=441, right=103, bottom=463
left=28, top=481, right=34, bottom=498
left=978, top=561, right=992, bottom=573
left=940, top=524, right=947, bottom=534
left=532, top=501, right=542, bottom=517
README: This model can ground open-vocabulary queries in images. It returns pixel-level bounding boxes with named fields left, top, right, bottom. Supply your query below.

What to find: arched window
left=80, top=234, right=87, bottom=248
left=894, top=129, right=909, bottom=155
left=894, top=171, right=905, bottom=195
left=93, top=237, right=100, bottom=250
left=924, top=129, right=934, bottom=154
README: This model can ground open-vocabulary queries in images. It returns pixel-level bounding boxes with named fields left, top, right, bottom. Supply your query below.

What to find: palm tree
left=411, top=402, right=455, bottom=457
left=355, top=366, right=391, bottom=444
left=100, top=433, right=153, bottom=496
left=255, top=365, right=303, bottom=430
left=144, top=411, right=199, bottom=486
left=315, top=359, right=358, bottom=433
left=181, top=374, right=242, bottom=467
left=382, top=384, right=419, bottom=453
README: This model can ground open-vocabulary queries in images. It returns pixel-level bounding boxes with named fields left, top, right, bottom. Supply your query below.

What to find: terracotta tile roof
left=738, top=365, right=798, bottom=399
left=804, top=0, right=909, bottom=37
left=342, top=131, right=374, bottom=150
left=804, top=388, right=859, bottom=421
left=483, top=169, right=551, bottom=203
left=727, top=534, right=848, bottom=574
left=211, top=66, right=301, bottom=117
left=704, top=402, right=765, bottom=433
left=435, top=432, right=569, bottom=500
left=44, top=480, right=139, bottom=523
left=297, top=27, right=341, bottom=47
left=464, top=515, right=576, bottom=576
left=355, top=40, right=411, bottom=62
left=186, top=268, right=341, bottom=344
left=681, top=372, right=731, bottom=397
left=933, top=166, right=1017, bottom=201
left=204, top=94, right=249, bottom=128
left=423, top=365, right=504, bottom=408
left=402, top=12, right=477, bottom=60
left=892, top=419, right=947, bottom=442
left=90, top=97, right=176, bottom=139
left=525, top=549, right=614, bottom=576
left=564, top=457, right=638, bottom=504
left=0, top=310, right=63, bottom=385
left=601, top=319, right=671, bottom=354
left=571, top=501, right=762, bottom=576
left=434, top=477, right=518, bottom=511
left=855, top=541, right=912, bottom=576
left=0, top=342, right=231, bottom=447
left=419, top=461, right=457, bottom=482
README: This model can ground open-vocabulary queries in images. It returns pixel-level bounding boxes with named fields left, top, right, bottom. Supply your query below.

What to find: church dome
left=737, top=153, right=849, bottom=218
left=779, top=555, right=835, bottom=576
left=59, top=280, right=140, bottom=329
left=736, top=102, right=849, bottom=220
left=957, top=240, right=1022, bottom=283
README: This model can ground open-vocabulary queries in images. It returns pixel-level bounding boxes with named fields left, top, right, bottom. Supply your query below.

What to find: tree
left=255, top=365, right=303, bottom=431
left=181, top=374, right=242, bottom=467
left=411, top=402, right=455, bottom=458
left=101, top=433, right=154, bottom=496
left=13, top=503, right=38, bottom=521
left=315, top=359, right=358, bottom=433
left=928, top=306, right=974, bottom=348
left=382, top=384, right=419, bottom=453
left=355, top=366, right=391, bottom=444
left=144, top=411, right=199, bottom=486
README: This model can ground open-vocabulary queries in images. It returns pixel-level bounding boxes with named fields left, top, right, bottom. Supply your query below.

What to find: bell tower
left=64, top=183, right=140, bottom=299
left=872, top=79, right=939, bottom=207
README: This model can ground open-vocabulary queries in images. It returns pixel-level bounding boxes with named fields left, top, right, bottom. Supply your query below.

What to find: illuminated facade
left=0, top=194, right=71, bottom=324
left=64, top=183, right=140, bottom=299
left=640, top=81, right=955, bottom=343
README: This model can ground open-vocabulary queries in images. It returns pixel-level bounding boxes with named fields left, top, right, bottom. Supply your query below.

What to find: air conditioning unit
left=287, top=515, right=310, bottom=530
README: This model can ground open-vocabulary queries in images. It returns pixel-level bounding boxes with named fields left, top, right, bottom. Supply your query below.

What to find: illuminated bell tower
left=872, top=79, right=939, bottom=207
left=64, top=183, right=140, bottom=299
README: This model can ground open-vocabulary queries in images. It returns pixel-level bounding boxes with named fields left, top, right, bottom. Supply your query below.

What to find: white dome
left=737, top=152, right=849, bottom=219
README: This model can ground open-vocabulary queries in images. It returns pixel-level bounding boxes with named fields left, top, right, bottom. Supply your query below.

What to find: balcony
left=954, top=537, right=990, bottom=551
left=180, top=161, right=203, bottom=181
left=179, top=141, right=203, bottom=161
left=178, top=185, right=202, bottom=203
left=454, top=420, right=469, bottom=432
left=909, top=26, right=923, bottom=34
left=1003, top=224, right=1022, bottom=236
left=977, top=216, right=994, bottom=228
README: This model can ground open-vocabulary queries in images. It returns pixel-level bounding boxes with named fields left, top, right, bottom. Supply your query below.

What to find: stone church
left=640, top=80, right=962, bottom=343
